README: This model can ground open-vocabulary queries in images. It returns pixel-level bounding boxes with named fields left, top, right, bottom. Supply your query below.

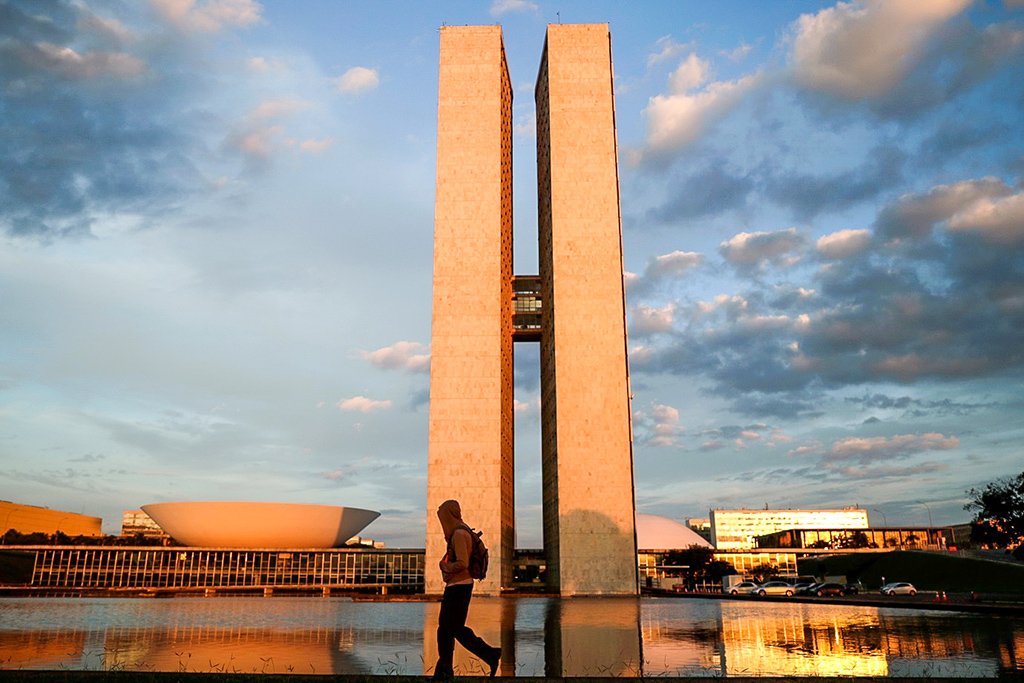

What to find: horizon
left=1, top=0, right=1023, bottom=546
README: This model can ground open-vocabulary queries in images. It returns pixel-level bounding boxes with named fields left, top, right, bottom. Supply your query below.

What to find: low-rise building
left=120, top=509, right=169, bottom=541
left=0, top=500, right=102, bottom=537
left=710, top=507, right=869, bottom=550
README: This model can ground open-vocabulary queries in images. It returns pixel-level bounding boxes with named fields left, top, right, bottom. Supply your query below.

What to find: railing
left=23, top=547, right=425, bottom=591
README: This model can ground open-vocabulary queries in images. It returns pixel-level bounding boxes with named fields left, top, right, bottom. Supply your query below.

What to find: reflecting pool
left=0, top=596, right=1021, bottom=677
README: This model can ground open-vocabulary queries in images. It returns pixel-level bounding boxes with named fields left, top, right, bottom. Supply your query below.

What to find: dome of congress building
left=636, top=513, right=714, bottom=550
left=141, top=502, right=380, bottom=548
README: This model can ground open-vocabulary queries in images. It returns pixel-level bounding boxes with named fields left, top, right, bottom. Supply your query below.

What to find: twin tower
left=426, top=24, right=637, bottom=595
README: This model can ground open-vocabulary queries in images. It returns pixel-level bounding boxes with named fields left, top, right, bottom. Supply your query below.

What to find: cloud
left=336, top=396, right=392, bottom=413
left=322, top=468, right=346, bottom=481
left=634, top=402, right=682, bottom=447
left=722, top=43, right=754, bottom=62
left=637, top=55, right=761, bottom=163
left=826, top=432, right=959, bottom=464
left=225, top=98, right=313, bottom=164
left=250, top=96, right=309, bottom=120
left=358, top=341, right=430, bottom=373
left=489, top=0, right=538, bottom=16
left=668, top=53, right=710, bottom=92
left=764, top=145, right=905, bottom=220
left=647, top=36, right=692, bottom=67
left=789, top=0, right=971, bottom=100
left=646, top=160, right=754, bottom=222
left=334, top=66, right=379, bottom=94
left=151, top=0, right=264, bottom=33
left=628, top=250, right=703, bottom=296
left=630, top=303, right=676, bottom=336
left=297, top=137, right=334, bottom=154
left=514, top=109, right=536, bottom=139
left=947, top=191, right=1024, bottom=245
left=649, top=250, right=703, bottom=277
left=20, top=42, right=146, bottom=80
left=630, top=172, right=1024, bottom=416
left=875, top=177, right=1016, bottom=241
left=719, top=228, right=805, bottom=272
left=816, top=229, right=872, bottom=259
left=845, top=393, right=995, bottom=417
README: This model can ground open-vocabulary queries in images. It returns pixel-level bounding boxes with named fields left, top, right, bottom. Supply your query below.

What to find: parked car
left=811, top=582, right=847, bottom=597
left=793, top=582, right=816, bottom=595
left=881, top=582, right=917, bottom=596
left=844, top=583, right=861, bottom=595
left=755, top=580, right=795, bottom=596
left=725, top=581, right=759, bottom=595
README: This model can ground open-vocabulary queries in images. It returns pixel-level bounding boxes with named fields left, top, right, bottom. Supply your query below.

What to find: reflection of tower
left=426, top=24, right=636, bottom=596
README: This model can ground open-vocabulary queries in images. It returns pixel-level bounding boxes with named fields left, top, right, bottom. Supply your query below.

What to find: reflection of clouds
left=0, top=597, right=1019, bottom=676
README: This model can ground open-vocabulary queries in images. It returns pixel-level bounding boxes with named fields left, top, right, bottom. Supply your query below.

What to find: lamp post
left=871, top=508, right=887, bottom=527
left=915, top=500, right=933, bottom=527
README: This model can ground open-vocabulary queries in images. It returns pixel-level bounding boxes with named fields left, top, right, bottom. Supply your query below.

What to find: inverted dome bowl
left=140, top=502, right=380, bottom=548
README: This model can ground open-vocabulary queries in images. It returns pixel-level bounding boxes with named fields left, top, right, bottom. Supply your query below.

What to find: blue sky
left=2, top=0, right=1023, bottom=546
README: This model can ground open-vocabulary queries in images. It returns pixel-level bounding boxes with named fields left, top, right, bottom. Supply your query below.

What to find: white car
left=755, top=580, right=795, bottom=596
left=725, top=581, right=759, bottom=595
left=881, top=582, right=917, bottom=596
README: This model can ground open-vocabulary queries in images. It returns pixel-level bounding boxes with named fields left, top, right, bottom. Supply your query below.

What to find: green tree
left=663, top=545, right=735, bottom=587
left=837, top=531, right=870, bottom=549
left=748, top=562, right=779, bottom=583
left=965, top=470, right=1024, bottom=549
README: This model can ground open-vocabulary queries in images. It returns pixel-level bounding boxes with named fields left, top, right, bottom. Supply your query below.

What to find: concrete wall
left=426, top=25, right=514, bottom=595
left=536, top=24, right=637, bottom=595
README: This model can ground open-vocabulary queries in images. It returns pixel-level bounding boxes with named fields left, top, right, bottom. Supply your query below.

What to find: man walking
left=433, top=499, right=501, bottom=678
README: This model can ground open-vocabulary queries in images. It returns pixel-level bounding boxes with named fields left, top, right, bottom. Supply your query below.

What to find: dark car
left=844, top=583, right=860, bottom=595
left=811, top=582, right=846, bottom=597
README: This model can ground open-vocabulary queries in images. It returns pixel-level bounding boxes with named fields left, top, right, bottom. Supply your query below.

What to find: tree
left=662, top=545, right=735, bottom=587
left=837, top=531, right=870, bottom=549
left=663, top=545, right=715, bottom=575
left=965, top=470, right=1024, bottom=549
left=748, top=562, right=779, bottom=583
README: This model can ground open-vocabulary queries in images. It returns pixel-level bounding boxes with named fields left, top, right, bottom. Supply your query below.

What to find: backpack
left=450, top=524, right=489, bottom=580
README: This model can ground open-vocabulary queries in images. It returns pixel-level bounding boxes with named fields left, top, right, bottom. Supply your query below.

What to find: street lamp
left=871, top=508, right=887, bottom=527
left=915, top=500, right=933, bottom=527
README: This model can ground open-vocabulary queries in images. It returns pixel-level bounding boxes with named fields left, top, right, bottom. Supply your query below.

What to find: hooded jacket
left=437, top=499, right=473, bottom=585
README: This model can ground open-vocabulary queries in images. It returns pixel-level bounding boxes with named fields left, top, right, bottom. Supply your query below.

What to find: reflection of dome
left=636, top=513, right=714, bottom=550
left=141, top=502, right=379, bottom=548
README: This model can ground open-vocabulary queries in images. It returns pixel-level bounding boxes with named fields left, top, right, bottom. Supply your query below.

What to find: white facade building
left=710, top=508, right=869, bottom=550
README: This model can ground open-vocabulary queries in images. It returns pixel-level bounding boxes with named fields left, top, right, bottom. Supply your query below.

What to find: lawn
left=799, top=550, right=1024, bottom=594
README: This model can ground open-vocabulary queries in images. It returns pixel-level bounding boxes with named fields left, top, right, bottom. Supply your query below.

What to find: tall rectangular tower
left=536, top=24, right=637, bottom=595
left=428, top=23, right=635, bottom=596
left=426, top=25, right=514, bottom=595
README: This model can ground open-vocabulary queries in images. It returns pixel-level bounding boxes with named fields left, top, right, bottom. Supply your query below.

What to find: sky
left=1, top=0, right=1023, bottom=546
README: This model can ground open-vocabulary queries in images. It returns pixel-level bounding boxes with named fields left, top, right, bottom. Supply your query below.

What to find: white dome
left=636, top=513, right=714, bottom=550
left=141, top=502, right=379, bottom=548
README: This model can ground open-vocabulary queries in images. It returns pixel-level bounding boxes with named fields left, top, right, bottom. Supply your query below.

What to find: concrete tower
left=427, top=23, right=636, bottom=596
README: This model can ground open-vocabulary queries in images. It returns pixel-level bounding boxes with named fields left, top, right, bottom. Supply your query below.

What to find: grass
left=799, top=550, right=1024, bottom=594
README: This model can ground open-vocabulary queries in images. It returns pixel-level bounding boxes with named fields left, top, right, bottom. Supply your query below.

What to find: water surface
left=0, top=596, right=1021, bottom=677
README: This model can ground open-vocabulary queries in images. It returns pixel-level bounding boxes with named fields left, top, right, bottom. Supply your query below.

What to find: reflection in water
left=0, top=596, right=1021, bottom=676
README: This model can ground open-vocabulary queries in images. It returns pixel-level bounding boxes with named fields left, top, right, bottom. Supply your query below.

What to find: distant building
left=0, top=500, right=102, bottom=537
left=346, top=536, right=385, bottom=549
left=120, top=510, right=169, bottom=541
left=686, top=517, right=712, bottom=542
left=711, top=508, right=868, bottom=550
left=755, top=526, right=947, bottom=551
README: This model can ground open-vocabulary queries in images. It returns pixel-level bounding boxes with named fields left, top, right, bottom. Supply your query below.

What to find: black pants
left=434, top=583, right=495, bottom=676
